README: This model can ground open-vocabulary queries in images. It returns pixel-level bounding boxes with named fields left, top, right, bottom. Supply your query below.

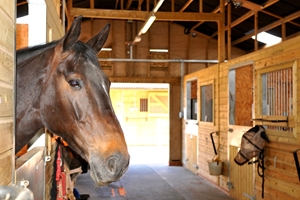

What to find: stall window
left=186, top=80, right=197, bottom=120
left=261, top=67, right=293, bottom=131
left=200, top=83, right=213, bottom=122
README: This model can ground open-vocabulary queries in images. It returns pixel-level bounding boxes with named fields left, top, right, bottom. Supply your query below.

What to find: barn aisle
left=75, top=164, right=234, bottom=200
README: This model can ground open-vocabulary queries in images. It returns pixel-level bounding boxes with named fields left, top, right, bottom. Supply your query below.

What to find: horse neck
left=17, top=41, right=58, bottom=68
left=16, top=45, right=56, bottom=145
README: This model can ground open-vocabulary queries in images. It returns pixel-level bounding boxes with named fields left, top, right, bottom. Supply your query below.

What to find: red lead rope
left=56, top=145, right=67, bottom=200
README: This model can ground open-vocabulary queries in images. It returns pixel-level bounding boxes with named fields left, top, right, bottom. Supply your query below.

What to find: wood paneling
left=0, top=86, right=13, bottom=117
left=185, top=134, right=198, bottom=174
left=229, top=145, right=254, bottom=200
left=0, top=0, right=14, bottom=187
left=183, top=35, right=300, bottom=199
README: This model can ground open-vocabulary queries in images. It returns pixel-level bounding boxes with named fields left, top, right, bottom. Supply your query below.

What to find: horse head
left=234, top=125, right=270, bottom=165
left=16, top=16, right=129, bottom=185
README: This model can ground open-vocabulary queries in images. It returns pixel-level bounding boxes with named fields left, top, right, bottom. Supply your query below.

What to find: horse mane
left=16, top=40, right=59, bottom=69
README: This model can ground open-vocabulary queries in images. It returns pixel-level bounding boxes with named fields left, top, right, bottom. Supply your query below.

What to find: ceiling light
left=139, top=14, right=156, bottom=35
left=101, top=48, right=112, bottom=51
left=150, top=49, right=169, bottom=52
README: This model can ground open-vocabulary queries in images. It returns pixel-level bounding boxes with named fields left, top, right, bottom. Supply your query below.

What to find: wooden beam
left=199, top=0, right=203, bottom=13
left=191, top=5, right=221, bottom=30
left=218, top=0, right=225, bottom=62
left=108, top=76, right=180, bottom=84
left=211, top=10, right=254, bottom=38
left=282, top=22, right=286, bottom=41
left=115, top=0, right=119, bottom=9
left=179, top=0, right=193, bottom=12
left=254, top=12, right=258, bottom=51
left=232, top=10, right=300, bottom=45
left=67, top=0, right=73, bottom=30
left=70, top=8, right=222, bottom=21
left=227, top=2, right=231, bottom=60
left=125, top=0, right=133, bottom=10
left=261, top=0, right=279, bottom=8
left=238, top=0, right=262, bottom=11
left=261, top=10, right=300, bottom=28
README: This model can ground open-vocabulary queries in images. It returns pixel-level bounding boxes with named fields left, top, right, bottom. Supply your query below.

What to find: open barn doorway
left=110, top=83, right=170, bottom=165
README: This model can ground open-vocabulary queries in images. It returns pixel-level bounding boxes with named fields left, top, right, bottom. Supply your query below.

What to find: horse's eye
left=68, top=80, right=81, bottom=89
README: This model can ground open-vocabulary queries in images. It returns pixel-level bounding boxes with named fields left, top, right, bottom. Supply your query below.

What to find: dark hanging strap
left=248, top=149, right=265, bottom=199
left=293, top=149, right=300, bottom=181
left=258, top=150, right=265, bottom=199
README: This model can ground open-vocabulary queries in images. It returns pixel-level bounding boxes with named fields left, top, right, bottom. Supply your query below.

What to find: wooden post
left=254, top=11, right=258, bottom=51
left=67, top=0, right=73, bottom=31
left=282, top=21, right=286, bottom=41
left=227, top=2, right=231, bottom=60
left=218, top=0, right=225, bottom=63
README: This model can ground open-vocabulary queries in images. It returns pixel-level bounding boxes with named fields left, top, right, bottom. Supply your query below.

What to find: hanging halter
left=234, top=125, right=270, bottom=199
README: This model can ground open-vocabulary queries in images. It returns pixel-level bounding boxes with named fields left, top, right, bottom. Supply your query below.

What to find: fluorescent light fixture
left=101, top=48, right=112, bottom=51
left=150, top=49, right=169, bottom=52
left=251, top=32, right=282, bottom=47
left=153, top=0, right=165, bottom=12
left=140, top=14, right=156, bottom=34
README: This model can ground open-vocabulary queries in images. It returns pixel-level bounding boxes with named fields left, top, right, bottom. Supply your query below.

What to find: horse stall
left=182, top=35, right=300, bottom=200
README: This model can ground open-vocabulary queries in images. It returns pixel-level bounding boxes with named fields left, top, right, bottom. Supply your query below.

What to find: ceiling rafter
left=69, top=8, right=222, bottom=21
left=211, top=10, right=254, bottom=38
left=232, top=10, right=300, bottom=45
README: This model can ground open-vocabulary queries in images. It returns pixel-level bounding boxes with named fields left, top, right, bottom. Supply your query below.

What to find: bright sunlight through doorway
left=110, top=83, right=170, bottom=165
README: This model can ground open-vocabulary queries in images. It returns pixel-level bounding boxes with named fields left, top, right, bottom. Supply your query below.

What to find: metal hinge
left=243, top=192, right=255, bottom=200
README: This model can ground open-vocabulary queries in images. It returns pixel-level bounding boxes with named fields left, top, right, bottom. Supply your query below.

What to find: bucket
left=208, top=161, right=222, bottom=175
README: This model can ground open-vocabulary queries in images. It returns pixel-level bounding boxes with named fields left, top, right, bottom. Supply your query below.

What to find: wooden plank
left=70, top=8, right=222, bottom=21
left=0, top=51, right=14, bottom=84
left=0, top=150, right=12, bottom=186
left=46, top=0, right=64, bottom=41
left=0, top=123, right=12, bottom=153
left=0, top=86, right=13, bottom=118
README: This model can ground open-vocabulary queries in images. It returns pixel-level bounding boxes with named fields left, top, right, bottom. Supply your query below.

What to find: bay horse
left=16, top=16, right=130, bottom=186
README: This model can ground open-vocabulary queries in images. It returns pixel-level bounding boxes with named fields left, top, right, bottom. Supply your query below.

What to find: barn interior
left=0, top=0, right=299, bottom=199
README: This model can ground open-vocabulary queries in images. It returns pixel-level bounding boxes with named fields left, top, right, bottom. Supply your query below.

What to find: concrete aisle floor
left=75, top=164, right=234, bottom=200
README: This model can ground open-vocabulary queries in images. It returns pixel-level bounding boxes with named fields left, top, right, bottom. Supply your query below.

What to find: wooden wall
left=45, top=0, right=64, bottom=42
left=0, top=0, right=15, bottom=186
left=183, top=35, right=300, bottom=199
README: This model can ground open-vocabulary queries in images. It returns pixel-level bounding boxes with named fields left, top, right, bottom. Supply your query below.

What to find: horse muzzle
left=89, top=152, right=130, bottom=186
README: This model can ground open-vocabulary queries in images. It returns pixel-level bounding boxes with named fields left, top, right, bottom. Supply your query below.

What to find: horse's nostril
left=107, top=157, right=117, bottom=173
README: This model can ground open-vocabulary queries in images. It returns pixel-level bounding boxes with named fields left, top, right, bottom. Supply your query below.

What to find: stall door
left=228, top=64, right=255, bottom=200
left=185, top=132, right=198, bottom=174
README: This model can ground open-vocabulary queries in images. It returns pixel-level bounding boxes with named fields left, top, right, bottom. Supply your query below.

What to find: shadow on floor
left=75, top=164, right=234, bottom=200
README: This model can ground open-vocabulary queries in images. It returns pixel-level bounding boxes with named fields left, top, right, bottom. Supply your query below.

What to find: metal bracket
left=20, top=180, right=30, bottom=188
left=44, top=155, right=51, bottom=162
left=227, top=182, right=233, bottom=189
left=192, top=164, right=199, bottom=170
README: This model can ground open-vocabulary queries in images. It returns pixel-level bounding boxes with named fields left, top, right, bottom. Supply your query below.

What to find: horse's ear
left=60, top=16, right=83, bottom=51
left=86, top=24, right=110, bottom=53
